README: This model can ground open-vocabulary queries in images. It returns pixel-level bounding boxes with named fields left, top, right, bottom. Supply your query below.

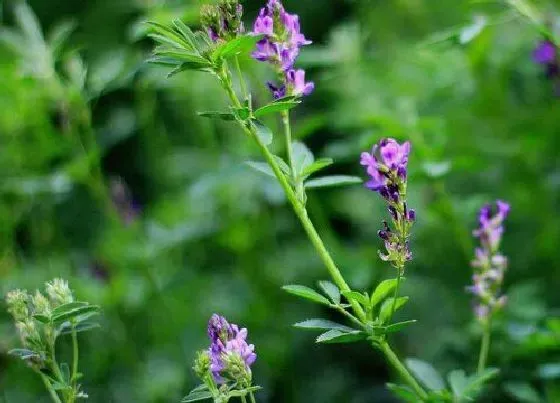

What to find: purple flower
left=468, top=201, right=510, bottom=323
left=533, top=40, right=556, bottom=64
left=361, top=138, right=415, bottom=272
left=251, top=0, right=313, bottom=98
left=206, top=314, right=256, bottom=383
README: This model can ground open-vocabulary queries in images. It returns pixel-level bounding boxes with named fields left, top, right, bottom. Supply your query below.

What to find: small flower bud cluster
left=467, top=201, right=510, bottom=323
left=45, top=278, right=74, bottom=307
left=194, top=314, right=257, bottom=386
left=252, top=0, right=314, bottom=99
left=201, top=0, right=245, bottom=42
left=361, top=138, right=415, bottom=272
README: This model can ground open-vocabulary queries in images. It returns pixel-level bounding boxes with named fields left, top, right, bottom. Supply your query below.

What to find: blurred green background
left=1, top=0, right=559, bottom=401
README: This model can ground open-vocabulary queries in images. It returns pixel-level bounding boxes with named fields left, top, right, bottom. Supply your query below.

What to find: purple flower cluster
left=533, top=39, right=558, bottom=78
left=201, top=0, right=245, bottom=43
left=252, top=0, right=314, bottom=98
left=361, top=139, right=415, bottom=271
left=207, top=314, right=256, bottom=383
left=467, top=201, right=510, bottom=322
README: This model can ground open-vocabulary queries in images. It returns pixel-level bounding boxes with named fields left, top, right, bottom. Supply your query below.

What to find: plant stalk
left=477, top=318, right=492, bottom=374
left=380, top=341, right=428, bottom=400
left=40, top=374, right=63, bottom=403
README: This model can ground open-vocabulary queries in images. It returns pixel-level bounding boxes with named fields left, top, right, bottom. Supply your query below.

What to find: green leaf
left=52, top=305, right=100, bottom=325
left=181, top=389, right=213, bottom=402
left=153, top=49, right=210, bottom=65
left=341, top=291, right=369, bottom=308
left=405, top=358, right=446, bottom=391
left=273, top=155, right=291, bottom=177
left=254, top=100, right=301, bottom=118
left=292, top=141, right=314, bottom=176
left=318, top=281, right=340, bottom=304
left=33, top=314, right=51, bottom=324
left=167, top=61, right=213, bottom=77
left=282, top=285, right=330, bottom=306
left=252, top=120, right=273, bottom=146
left=294, top=319, right=355, bottom=333
left=448, top=370, right=468, bottom=397
left=146, top=22, right=191, bottom=49
left=228, top=386, right=262, bottom=397
left=197, top=111, right=235, bottom=121
left=245, top=161, right=274, bottom=178
left=538, top=363, right=560, bottom=380
left=58, top=321, right=101, bottom=335
left=379, top=297, right=409, bottom=324
left=172, top=19, right=197, bottom=50
left=212, top=34, right=264, bottom=60
left=8, top=349, right=38, bottom=360
left=504, top=382, right=541, bottom=403
left=462, top=368, right=499, bottom=399
left=305, top=175, right=362, bottom=189
left=51, top=302, right=88, bottom=317
left=386, top=383, right=419, bottom=402
left=60, top=363, right=70, bottom=383
left=300, top=158, right=334, bottom=179
left=316, top=329, right=366, bottom=344
left=370, top=278, right=401, bottom=309
left=48, top=20, right=76, bottom=58
left=232, top=106, right=251, bottom=120
left=384, top=320, right=417, bottom=334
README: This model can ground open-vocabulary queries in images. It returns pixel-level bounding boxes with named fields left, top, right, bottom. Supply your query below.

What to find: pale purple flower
left=286, top=69, right=314, bottom=97
left=533, top=40, right=556, bottom=64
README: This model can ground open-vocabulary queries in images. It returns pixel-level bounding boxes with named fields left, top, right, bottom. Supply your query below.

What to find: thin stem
left=234, top=56, right=249, bottom=101
left=477, top=318, right=492, bottom=374
left=380, top=341, right=428, bottom=400
left=218, top=68, right=366, bottom=322
left=40, top=374, right=63, bottom=403
left=241, top=395, right=248, bottom=403
left=281, top=110, right=294, bottom=173
left=249, top=392, right=256, bottom=403
left=71, top=323, right=79, bottom=390
left=332, top=304, right=365, bottom=329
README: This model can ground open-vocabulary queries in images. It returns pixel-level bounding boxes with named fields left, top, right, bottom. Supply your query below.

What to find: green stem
left=40, top=373, right=63, bottom=403
left=241, top=395, right=248, bottom=403
left=281, top=110, right=294, bottom=173
left=477, top=318, right=492, bottom=374
left=380, top=341, right=428, bottom=400
left=71, top=324, right=79, bottom=390
left=249, top=392, right=256, bottom=403
left=219, top=68, right=366, bottom=322
left=234, top=56, right=248, bottom=101
left=386, top=269, right=403, bottom=328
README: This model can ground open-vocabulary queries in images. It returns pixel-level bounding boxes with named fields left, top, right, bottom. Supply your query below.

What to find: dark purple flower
left=533, top=40, right=556, bottom=64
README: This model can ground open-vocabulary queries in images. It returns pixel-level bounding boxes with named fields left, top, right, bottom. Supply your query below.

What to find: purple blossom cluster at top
left=252, top=0, right=314, bottom=98
left=467, top=201, right=510, bottom=322
left=361, top=139, right=416, bottom=270
left=533, top=39, right=560, bottom=95
left=207, top=314, right=256, bottom=383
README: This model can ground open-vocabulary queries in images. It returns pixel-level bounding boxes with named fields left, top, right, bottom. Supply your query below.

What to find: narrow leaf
left=292, top=141, right=314, bottom=176
left=51, top=302, right=88, bottom=317
left=181, top=390, right=213, bottom=402
left=167, top=61, right=213, bottom=77
left=318, top=280, right=340, bottom=304
left=245, top=161, right=274, bottom=178
left=386, top=383, right=419, bottom=403
left=305, top=175, right=362, bottom=189
left=282, top=285, right=330, bottom=306
left=213, top=34, right=264, bottom=60
left=52, top=305, right=100, bottom=325
left=342, top=291, right=369, bottom=308
left=172, top=19, right=197, bottom=50
left=9, top=349, right=38, bottom=359
left=197, top=111, right=235, bottom=121
left=58, top=321, right=101, bottom=335
left=405, top=358, right=446, bottom=391
left=33, top=314, right=51, bottom=324
left=448, top=370, right=468, bottom=397
left=252, top=120, right=273, bottom=146
left=301, top=158, right=334, bottom=179
left=384, top=320, right=417, bottom=334
left=379, top=297, right=409, bottom=324
left=254, top=100, right=301, bottom=118
left=153, top=50, right=209, bottom=65
left=294, top=319, right=355, bottom=333
left=371, top=278, right=402, bottom=309
left=316, top=329, right=366, bottom=344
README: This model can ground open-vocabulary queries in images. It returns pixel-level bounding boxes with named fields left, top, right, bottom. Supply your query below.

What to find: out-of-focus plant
left=6, top=279, right=100, bottom=403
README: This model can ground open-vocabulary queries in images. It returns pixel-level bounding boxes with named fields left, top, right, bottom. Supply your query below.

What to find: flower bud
left=201, top=0, right=244, bottom=42
left=193, top=350, right=211, bottom=380
left=6, top=289, right=30, bottom=322
left=16, top=319, right=41, bottom=347
left=222, top=351, right=251, bottom=384
left=45, top=278, right=73, bottom=306
left=32, top=290, right=51, bottom=316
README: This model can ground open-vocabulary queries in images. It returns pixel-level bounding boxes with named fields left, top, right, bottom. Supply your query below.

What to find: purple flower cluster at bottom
left=468, top=201, right=510, bottom=322
left=207, top=314, right=256, bottom=383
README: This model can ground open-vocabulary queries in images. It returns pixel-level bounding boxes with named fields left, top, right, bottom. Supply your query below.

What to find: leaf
left=386, top=383, right=419, bottom=403
left=52, top=305, right=100, bottom=325
left=58, top=321, right=101, bottom=336
left=294, top=319, right=355, bottom=333
left=459, top=15, right=487, bottom=45
left=228, top=386, right=262, bottom=397
left=8, top=349, right=38, bottom=360
left=48, top=20, right=76, bottom=57
left=370, top=278, right=401, bottom=309
left=60, top=363, right=70, bottom=383
left=245, top=161, right=274, bottom=178
left=197, top=111, right=235, bottom=121
left=252, top=120, right=273, bottom=146
left=33, top=314, right=51, bottom=324
left=51, top=302, right=88, bottom=317
left=405, top=358, right=446, bottom=391
left=146, top=21, right=191, bottom=49
left=153, top=49, right=210, bottom=65
left=172, top=19, right=197, bottom=50
left=232, top=106, right=251, bottom=120
left=462, top=368, right=499, bottom=398
left=384, top=320, right=417, bottom=334
left=254, top=100, right=301, bottom=118
left=538, top=363, right=560, bottom=380
left=341, top=291, right=369, bottom=307
left=379, top=297, right=409, bottom=324
left=166, top=61, right=213, bottom=77
left=448, top=369, right=468, bottom=397
left=282, top=285, right=330, bottom=306
left=14, top=2, right=44, bottom=44
left=212, top=34, right=264, bottom=60
left=181, top=389, right=213, bottom=402
left=273, top=155, right=291, bottom=176
left=300, top=158, right=334, bottom=179
left=504, top=382, right=541, bottom=403
left=318, top=280, right=340, bottom=304
left=292, top=141, right=314, bottom=176
left=316, top=329, right=366, bottom=344
left=305, top=175, right=362, bottom=189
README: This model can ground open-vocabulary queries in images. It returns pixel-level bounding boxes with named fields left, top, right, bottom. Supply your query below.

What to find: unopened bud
left=45, top=278, right=73, bottom=306
left=6, top=289, right=29, bottom=322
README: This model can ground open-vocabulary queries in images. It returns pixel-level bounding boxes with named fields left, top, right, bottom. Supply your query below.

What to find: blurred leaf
left=52, top=305, right=100, bottom=325
left=405, top=358, right=445, bottom=391
left=197, top=111, right=236, bottom=121
left=292, top=141, right=314, bottom=176
left=212, top=34, right=264, bottom=60
left=300, top=158, right=334, bottom=179
left=459, top=15, right=487, bottom=44
left=254, top=100, right=301, bottom=118
left=181, top=389, right=212, bottom=402
left=448, top=369, right=468, bottom=397
left=462, top=368, right=499, bottom=400
left=245, top=161, right=274, bottom=178
left=294, top=319, right=355, bottom=332
left=33, top=314, right=51, bottom=324
left=305, top=175, right=362, bottom=189
left=316, top=329, right=366, bottom=344
left=538, top=363, right=560, bottom=380
left=48, top=19, right=76, bottom=58
left=252, top=120, right=273, bottom=146
left=386, top=383, right=419, bottom=402
left=422, top=161, right=451, bottom=178
left=318, top=280, right=340, bottom=304
left=282, top=285, right=330, bottom=306
left=504, top=382, right=541, bottom=403
left=8, top=349, right=38, bottom=360
left=58, top=321, right=101, bottom=336
left=341, top=291, right=369, bottom=307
